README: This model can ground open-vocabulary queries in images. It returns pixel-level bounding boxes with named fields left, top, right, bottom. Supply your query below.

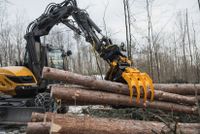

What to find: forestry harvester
left=0, top=0, right=154, bottom=123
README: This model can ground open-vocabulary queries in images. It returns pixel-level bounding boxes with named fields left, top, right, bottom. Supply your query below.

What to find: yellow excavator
left=0, top=45, right=71, bottom=123
left=0, top=0, right=154, bottom=123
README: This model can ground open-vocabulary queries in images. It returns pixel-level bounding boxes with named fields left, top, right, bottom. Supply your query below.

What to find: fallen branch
left=42, top=67, right=197, bottom=105
left=51, top=86, right=198, bottom=115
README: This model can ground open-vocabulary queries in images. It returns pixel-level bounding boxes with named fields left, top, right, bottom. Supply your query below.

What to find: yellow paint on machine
left=0, top=66, right=37, bottom=96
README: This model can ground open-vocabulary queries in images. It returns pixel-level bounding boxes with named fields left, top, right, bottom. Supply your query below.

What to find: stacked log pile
left=43, top=67, right=199, bottom=113
left=27, top=67, right=200, bottom=134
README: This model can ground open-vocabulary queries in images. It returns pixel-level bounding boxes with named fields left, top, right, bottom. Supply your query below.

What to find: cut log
left=51, top=117, right=200, bottom=134
left=42, top=67, right=198, bottom=105
left=51, top=86, right=198, bottom=115
left=26, top=122, right=50, bottom=134
left=30, top=113, right=200, bottom=134
left=154, top=84, right=200, bottom=95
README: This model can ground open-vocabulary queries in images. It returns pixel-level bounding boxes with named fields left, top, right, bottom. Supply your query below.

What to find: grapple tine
left=133, top=77, right=140, bottom=104
left=122, top=68, right=140, bottom=104
left=139, top=74, right=147, bottom=103
left=143, top=73, right=154, bottom=101
left=122, top=73, right=135, bottom=103
left=143, top=85, right=147, bottom=103
left=127, top=82, right=134, bottom=103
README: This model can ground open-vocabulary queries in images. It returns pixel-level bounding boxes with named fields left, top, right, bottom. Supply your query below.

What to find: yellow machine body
left=0, top=66, right=37, bottom=96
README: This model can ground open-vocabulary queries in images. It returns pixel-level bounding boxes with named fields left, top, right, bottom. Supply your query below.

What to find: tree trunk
left=26, top=122, right=51, bottom=134
left=51, top=87, right=198, bottom=115
left=29, top=113, right=200, bottom=134
left=42, top=67, right=198, bottom=105
left=192, top=24, right=200, bottom=83
left=182, top=13, right=188, bottom=82
left=186, top=9, right=193, bottom=68
left=146, top=0, right=154, bottom=80
left=123, top=0, right=130, bottom=59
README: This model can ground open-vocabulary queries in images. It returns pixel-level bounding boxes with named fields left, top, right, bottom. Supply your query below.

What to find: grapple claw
left=141, top=73, right=154, bottom=101
left=139, top=74, right=147, bottom=103
left=135, top=82, right=140, bottom=104
left=128, top=84, right=133, bottom=103
left=122, top=67, right=154, bottom=103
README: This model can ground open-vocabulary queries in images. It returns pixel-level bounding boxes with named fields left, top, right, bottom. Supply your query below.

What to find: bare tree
left=0, top=23, right=13, bottom=66
left=102, top=1, right=109, bottom=37
left=73, top=32, right=82, bottom=73
left=177, top=11, right=188, bottom=82
left=185, top=9, right=193, bottom=68
left=12, top=13, right=26, bottom=64
left=123, top=0, right=132, bottom=60
left=145, top=0, right=154, bottom=80
left=47, top=28, right=66, bottom=48
left=192, top=23, right=200, bottom=82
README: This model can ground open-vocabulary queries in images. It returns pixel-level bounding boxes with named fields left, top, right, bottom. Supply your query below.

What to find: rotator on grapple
left=98, top=41, right=154, bottom=103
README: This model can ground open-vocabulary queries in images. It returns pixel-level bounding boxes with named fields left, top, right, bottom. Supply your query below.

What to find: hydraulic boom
left=25, top=0, right=154, bottom=103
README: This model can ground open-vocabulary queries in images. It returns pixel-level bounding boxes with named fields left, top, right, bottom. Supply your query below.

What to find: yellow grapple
left=108, top=56, right=154, bottom=104
left=122, top=67, right=154, bottom=103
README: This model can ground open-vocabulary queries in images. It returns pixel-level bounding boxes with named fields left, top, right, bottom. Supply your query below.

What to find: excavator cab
left=0, top=44, right=71, bottom=97
left=47, top=45, right=72, bottom=70
left=48, top=49, right=64, bottom=69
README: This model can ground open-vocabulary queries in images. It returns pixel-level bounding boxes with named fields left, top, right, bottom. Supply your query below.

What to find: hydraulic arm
left=25, top=0, right=154, bottom=103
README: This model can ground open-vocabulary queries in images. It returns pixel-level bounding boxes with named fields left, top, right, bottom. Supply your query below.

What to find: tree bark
left=42, top=67, right=198, bottom=105
left=51, top=86, right=198, bottom=115
left=26, top=122, right=51, bottom=134
left=154, top=84, right=200, bottom=95
left=30, top=113, right=200, bottom=134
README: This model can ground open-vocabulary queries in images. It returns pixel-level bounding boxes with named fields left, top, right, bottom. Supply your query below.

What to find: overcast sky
left=7, top=0, right=200, bottom=43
